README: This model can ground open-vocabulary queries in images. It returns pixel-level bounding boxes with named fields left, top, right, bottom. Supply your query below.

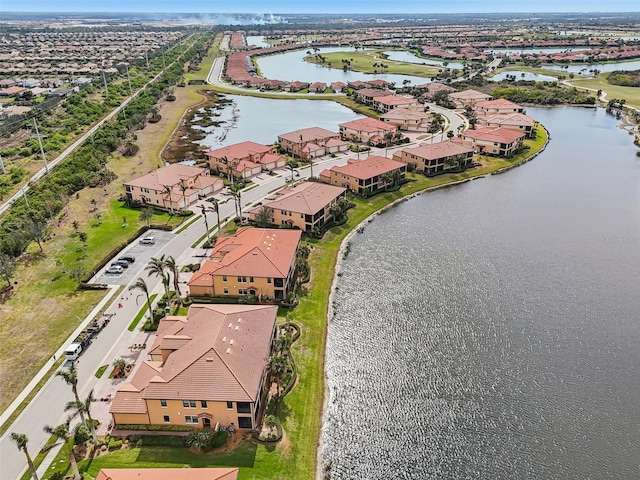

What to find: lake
left=320, top=106, right=640, bottom=479
left=490, top=71, right=559, bottom=82
left=382, top=50, right=465, bottom=70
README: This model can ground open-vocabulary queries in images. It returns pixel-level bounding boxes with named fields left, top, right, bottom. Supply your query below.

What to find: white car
left=105, top=265, right=124, bottom=275
left=139, top=236, right=155, bottom=245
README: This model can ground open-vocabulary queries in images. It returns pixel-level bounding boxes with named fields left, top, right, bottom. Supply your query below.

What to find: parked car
left=105, top=265, right=124, bottom=274
left=139, top=236, right=155, bottom=245
left=112, top=260, right=129, bottom=268
left=119, top=255, right=135, bottom=263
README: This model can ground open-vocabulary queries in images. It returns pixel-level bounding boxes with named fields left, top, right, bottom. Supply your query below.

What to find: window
left=182, top=400, right=196, bottom=408
left=201, top=400, right=208, bottom=408
left=185, top=416, right=199, bottom=424
left=249, top=277, right=254, bottom=283
left=222, top=275, right=227, bottom=282
left=238, top=288, right=248, bottom=295
left=267, top=278, right=272, bottom=284
left=227, top=401, right=233, bottom=409
left=160, top=399, right=167, bottom=408
left=237, top=276, right=247, bottom=283
left=237, top=402, right=251, bottom=414
left=163, top=415, right=170, bottom=423
left=238, top=417, right=252, bottom=429
left=223, top=288, right=229, bottom=294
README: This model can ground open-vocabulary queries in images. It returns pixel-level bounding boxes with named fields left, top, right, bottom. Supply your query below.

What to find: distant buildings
left=277, top=127, right=347, bottom=158
left=338, top=117, right=398, bottom=144
left=205, top=141, right=285, bottom=178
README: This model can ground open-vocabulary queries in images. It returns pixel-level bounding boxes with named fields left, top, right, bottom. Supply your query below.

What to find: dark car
left=119, top=255, right=135, bottom=263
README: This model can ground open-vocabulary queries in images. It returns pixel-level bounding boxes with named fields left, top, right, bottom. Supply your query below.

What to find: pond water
left=543, top=59, right=640, bottom=73
left=256, top=47, right=433, bottom=86
left=382, top=50, right=465, bottom=69
left=488, top=47, right=593, bottom=55
left=321, top=106, right=640, bottom=479
left=490, top=71, right=559, bottom=82
left=196, top=94, right=361, bottom=148
left=246, top=35, right=271, bottom=48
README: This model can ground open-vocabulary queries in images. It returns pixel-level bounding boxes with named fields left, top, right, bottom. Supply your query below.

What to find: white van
left=65, top=343, right=83, bottom=361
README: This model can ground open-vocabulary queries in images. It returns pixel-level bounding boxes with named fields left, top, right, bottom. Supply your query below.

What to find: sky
left=3, top=0, right=640, bottom=13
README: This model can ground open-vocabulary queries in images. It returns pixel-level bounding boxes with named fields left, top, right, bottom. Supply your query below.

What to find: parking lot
left=95, top=229, right=177, bottom=286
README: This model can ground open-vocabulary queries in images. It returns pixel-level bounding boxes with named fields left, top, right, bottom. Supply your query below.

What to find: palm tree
left=139, top=206, right=153, bottom=227
left=179, top=184, right=188, bottom=211
left=145, top=255, right=170, bottom=302
left=380, top=172, right=393, bottom=191
left=286, top=159, right=297, bottom=182
left=164, top=256, right=181, bottom=301
left=267, top=354, right=287, bottom=397
left=220, top=156, right=234, bottom=188
left=56, top=365, right=84, bottom=422
left=129, top=277, right=153, bottom=323
left=64, top=389, right=97, bottom=444
left=209, top=198, right=221, bottom=237
left=274, top=334, right=292, bottom=356
left=255, top=206, right=274, bottom=227
left=43, top=420, right=81, bottom=480
left=161, top=185, right=174, bottom=214
left=384, top=130, right=393, bottom=156
left=199, top=204, right=212, bottom=246
left=10, top=433, right=39, bottom=480
left=391, top=169, right=402, bottom=187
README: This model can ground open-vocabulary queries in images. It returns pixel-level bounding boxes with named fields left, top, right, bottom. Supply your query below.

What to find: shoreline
left=315, top=127, right=550, bottom=478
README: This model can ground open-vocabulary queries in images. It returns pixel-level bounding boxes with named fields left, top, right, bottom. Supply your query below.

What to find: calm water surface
left=256, top=47, right=432, bottom=85
left=196, top=95, right=360, bottom=148
left=490, top=71, right=559, bottom=82
left=382, top=51, right=464, bottom=69
left=321, top=107, right=640, bottom=479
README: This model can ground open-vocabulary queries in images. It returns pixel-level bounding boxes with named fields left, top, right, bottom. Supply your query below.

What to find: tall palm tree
left=380, top=172, right=393, bottom=191
left=43, top=420, right=81, bottom=480
left=221, top=156, right=234, bottom=188
left=64, top=389, right=97, bottom=444
left=164, top=256, right=181, bottom=301
left=10, top=433, right=39, bottom=480
left=129, top=277, right=153, bottom=323
left=145, top=255, right=170, bottom=301
left=56, top=365, right=84, bottom=422
left=286, top=159, right=297, bottom=182
left=179, top=184, right=188, bottom=211
left=161, top=185, right=174, bottom=214
left=199, top=204, right=212, bottom=246
left=267, top=355, right=287, bottom=397
left=209, top=198, right=221, bottom=237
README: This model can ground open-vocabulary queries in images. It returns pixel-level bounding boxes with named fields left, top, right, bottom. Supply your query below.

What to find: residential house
left=482, top=112, right=536, bottom=137
left=448, top=89, right=492, bottom=108
left=71, top=77, right=92, bottom=87
left=331, top=81, right=346, bottom=93
left=283, top=81, right=309, bottom=92
left=123, top=164, right=223, bottom=212
left=188, top=228, right=302, bottom=301
left=380, top=108, right=432, bottom=132
left=475, top=98, right=525, bottom=114
left=96, top=468, right=239, bottom=480
left=0, top=86, right=27, bottom=97
left=395, top=140, right=474, bottom=175
left=0, top=79, right=16, bottom=88
left=319, top=155, right=406, bottom=195
left=415, top=82, right=456, bottom=100
left=109, top=304, right=278, bottom=431
left=48, top=87, right=74, bottom=98
left=277, top=127, right=347, bottom=158
left=355, top=88, right=390, bottom=105
left=367, top=79, right=394, bottom=89
left=347, top=80, right=370, bottom=90
left=373, top=94, right=419, bottom=113
left=205, top=141, right=285, bottom=178
left=309, top=81, right=327, bottom=93
left=248, top=181, right=347, bottom=232
left=339, top=117, right=398, bottom=144
left=459, top=127, right=526, bottom=156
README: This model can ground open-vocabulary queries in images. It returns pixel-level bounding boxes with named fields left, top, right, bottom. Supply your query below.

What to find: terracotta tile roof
left=278, top=127, right=339, bottom=143
left=330, top=155, right=405, bottom=180
left=205, top=141, right=272, bottom=161
left=110, top=361, right=163, bottom=414
left=142, top=304, right=277, bottom=402
left=96, top=468, right=239, bottom=480
left=380, top=108, right=431, bottom=121
left=124, top=164, right=216, bottom=192
left=475, top=98, right=523, bottom=110
left=339, top=117, right=396, bottom=133
left=250, top=181, right=346, bottom=216
left=188, top=228, right=301, bottom=288
left=484, top=112, right=535, bottom=128
left=448, top=89, right=492, bottom=100
left=375, top=95, right=417, bottom=106
left=355, top=88, right=389, bottom=98
left=401, top=140, right=474, bottom=160
left=462, top=126, right=526, bottom=144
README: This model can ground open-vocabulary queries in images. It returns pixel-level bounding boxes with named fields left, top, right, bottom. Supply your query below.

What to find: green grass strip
left=95, top=365, right=108, bottom=378
left=174, top=215, right=201, bottom=234
left=127, top=294, right=158, bottom=332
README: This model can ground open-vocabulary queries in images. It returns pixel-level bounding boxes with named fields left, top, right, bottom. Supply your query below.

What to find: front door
left=202, top=418, right=211, bottom=428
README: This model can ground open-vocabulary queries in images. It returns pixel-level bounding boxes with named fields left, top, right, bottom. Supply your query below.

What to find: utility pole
left=101, top=70, right=109, bottom=98
left=0, top=152, right=5, bottom=174
left=21, top=185, right=29, bottom=207
left=33, top=119, right=48, bottom=173
left=126, top=66, right=133, bottom=97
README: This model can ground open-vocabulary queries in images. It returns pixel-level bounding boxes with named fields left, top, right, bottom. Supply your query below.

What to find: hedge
left=127, top=434, right=186, bottom=447
left=115, top=424, right=195, bottom=432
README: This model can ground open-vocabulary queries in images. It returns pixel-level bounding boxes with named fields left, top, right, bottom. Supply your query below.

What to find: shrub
left=117, top=423, right=194, bottom=432
left=108, top=438, right=122, bottom=450
left=211, top=429, right=228, bottom=448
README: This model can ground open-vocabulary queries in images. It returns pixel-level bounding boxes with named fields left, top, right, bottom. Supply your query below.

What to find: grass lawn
left=127, top=294, right=158, bottom=331
left=305, top=49, right=440, bottom=78
left=569, top=73, right=640, bottom=109
left=58, top=129, right=548, bottom=480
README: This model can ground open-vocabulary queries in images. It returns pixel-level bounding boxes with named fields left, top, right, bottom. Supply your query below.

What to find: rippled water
left=321, top=107, right=640, bottom=479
